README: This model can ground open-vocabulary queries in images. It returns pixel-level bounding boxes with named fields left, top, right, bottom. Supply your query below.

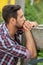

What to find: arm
left=0, top=34, right=30, bottom=59
left=23, top=21, right=38, bottom=59
left=25, top=30, right=37, bottom=59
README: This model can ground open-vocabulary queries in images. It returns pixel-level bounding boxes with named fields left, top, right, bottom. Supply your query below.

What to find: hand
left=23, top=21, right=37, bottom=59
left=23, top=21, right=38, bottom=32
left=30, top=21, right=38, bottom=27
left=23, top=20, right=32, bottom=31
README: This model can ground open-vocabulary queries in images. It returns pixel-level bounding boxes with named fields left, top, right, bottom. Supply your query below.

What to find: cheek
left=20, top=18, right=24, bottom=24
left=17, top=18, right=24, bottom=26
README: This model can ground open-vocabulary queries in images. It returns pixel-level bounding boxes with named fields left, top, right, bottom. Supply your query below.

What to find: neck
left=6, top=23, right=17, bottom=38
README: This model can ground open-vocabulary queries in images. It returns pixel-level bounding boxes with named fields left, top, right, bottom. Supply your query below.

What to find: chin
left=17, top=26, right=23, bottom=29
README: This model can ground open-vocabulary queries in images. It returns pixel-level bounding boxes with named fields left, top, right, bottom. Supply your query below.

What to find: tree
left=15, top=0, right=25, bottom=12
left=8, top=0, right=10, bottom=4
left=30, top=0, right=34, bottom=5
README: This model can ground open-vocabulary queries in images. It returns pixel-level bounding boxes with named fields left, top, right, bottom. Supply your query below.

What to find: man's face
left=16, top=9, right=26, bottom=29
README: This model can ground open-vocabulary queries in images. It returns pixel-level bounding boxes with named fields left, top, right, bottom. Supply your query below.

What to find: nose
left=23, top=16, right=26, bottom=21
left=23, top=16, right=26, bottom=25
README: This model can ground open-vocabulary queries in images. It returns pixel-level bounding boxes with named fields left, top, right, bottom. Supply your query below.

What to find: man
left=0, top=5, right=38, bottom=65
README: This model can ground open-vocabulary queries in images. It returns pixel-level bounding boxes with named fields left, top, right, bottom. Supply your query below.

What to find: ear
left=10, top=17, right=16, bottom=25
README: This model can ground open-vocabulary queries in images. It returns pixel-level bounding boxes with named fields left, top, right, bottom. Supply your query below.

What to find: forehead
left=17, top=9, right=23, bottom=16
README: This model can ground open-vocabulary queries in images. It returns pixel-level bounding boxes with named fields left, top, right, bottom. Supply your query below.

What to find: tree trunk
left=30, top=0, right=34, bottom=5
left=8, top=0, right=10, bottom=4
left=15, top=0, right=25, bottom=12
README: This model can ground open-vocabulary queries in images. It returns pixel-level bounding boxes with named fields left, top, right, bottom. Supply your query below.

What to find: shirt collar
left=1, top=23, right=10, bottom=35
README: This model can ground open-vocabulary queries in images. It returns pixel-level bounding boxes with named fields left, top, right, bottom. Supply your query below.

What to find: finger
left=24, top=22, right=32, bottom=30
left=30, top=22, right=38, bottom=27
left=23, top=25, right=29, bottom=31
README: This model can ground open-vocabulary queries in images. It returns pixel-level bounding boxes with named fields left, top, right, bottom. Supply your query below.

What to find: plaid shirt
left=0, top=23, right=30, bottom=65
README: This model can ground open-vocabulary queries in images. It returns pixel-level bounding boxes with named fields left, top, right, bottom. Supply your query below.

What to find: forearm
left=25, top=30, right=37, bottom=59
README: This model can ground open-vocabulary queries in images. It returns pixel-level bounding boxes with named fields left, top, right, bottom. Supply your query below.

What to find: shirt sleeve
left=0, top=34, right=30, bottom=59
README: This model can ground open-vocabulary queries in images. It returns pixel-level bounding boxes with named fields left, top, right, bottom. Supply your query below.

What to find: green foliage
left=25, top=1, right=43, bottom=64
left=38, top=50, right=43, bottom=57
left=37, top=50, right=43, bottom=65
left=25, top=0, right=43, bottom=24
left=0, top=18, right=3, bottom=23
left=0, top=12, right=3, bottom=23
left=25, top=5, right=38, bottom=21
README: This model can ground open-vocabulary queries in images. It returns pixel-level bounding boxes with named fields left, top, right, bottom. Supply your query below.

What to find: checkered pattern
left=0, top=23, right=30, bottom=65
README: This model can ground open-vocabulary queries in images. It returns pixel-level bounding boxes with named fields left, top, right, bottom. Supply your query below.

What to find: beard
left=15, top=24, right=23, bottom=34
left=16, top=25, right=23, bottom=29
left=16, top=20, right=25, bottom=34
left=15, top=20, right=25, bottom=29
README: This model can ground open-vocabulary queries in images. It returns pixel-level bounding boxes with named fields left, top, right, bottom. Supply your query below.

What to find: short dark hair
left=2, top=5, right=21, bottom=24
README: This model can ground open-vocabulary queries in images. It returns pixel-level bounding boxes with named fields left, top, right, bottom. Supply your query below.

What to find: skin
left=6, top=8, right=38, bottom=59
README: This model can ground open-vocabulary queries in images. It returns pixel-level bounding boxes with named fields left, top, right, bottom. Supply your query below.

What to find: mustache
left=16, top=25, right=23, bottom=29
